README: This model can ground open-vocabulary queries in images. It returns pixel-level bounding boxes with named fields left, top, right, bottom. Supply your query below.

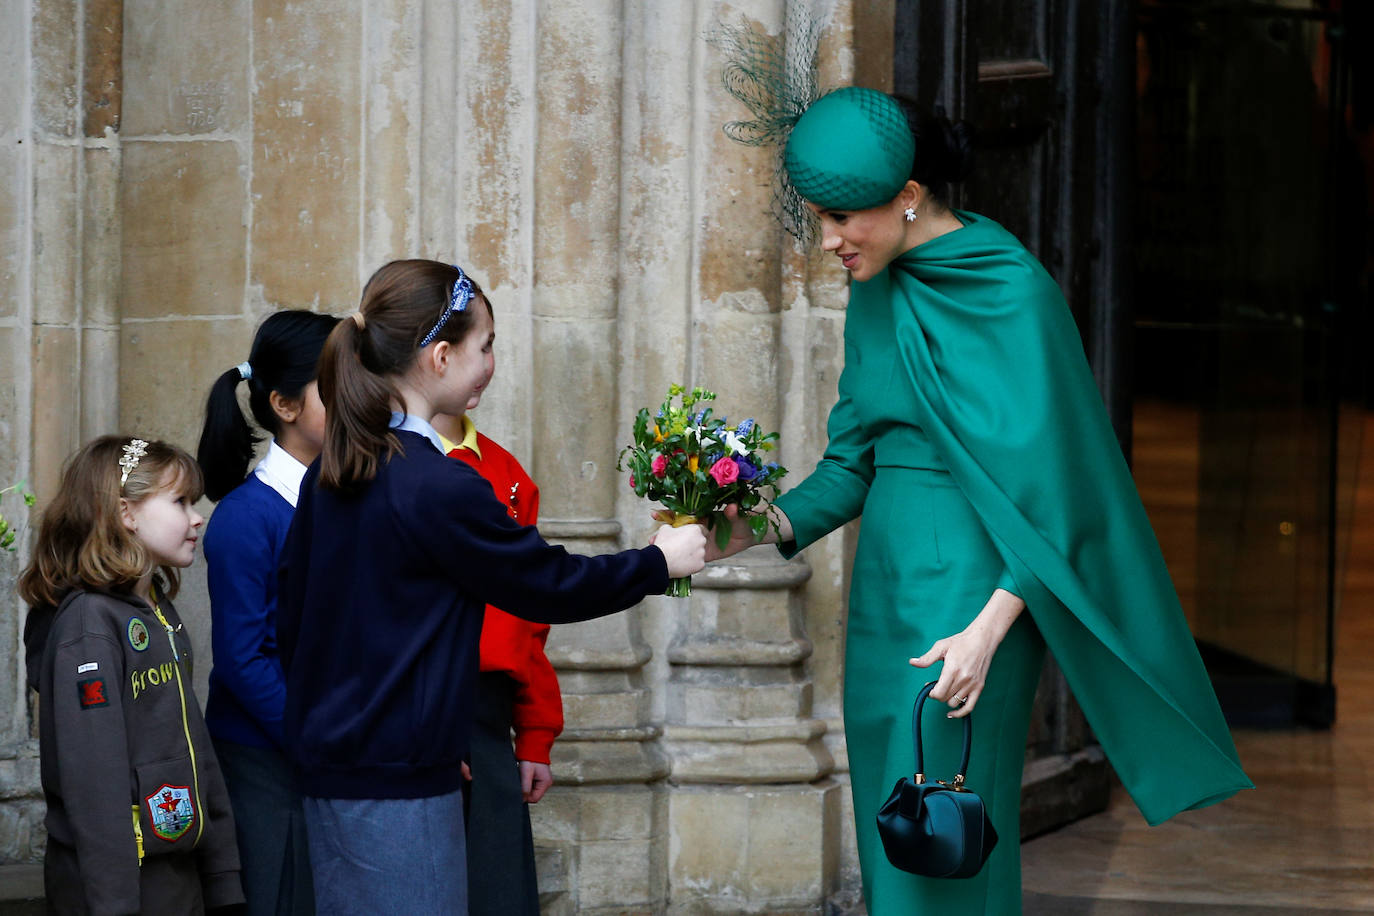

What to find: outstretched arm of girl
left=909, top=588, right=1026, bottom=718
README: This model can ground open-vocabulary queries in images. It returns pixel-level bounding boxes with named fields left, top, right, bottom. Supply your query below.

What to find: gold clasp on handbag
left=937, top=773, right=969, bottom=792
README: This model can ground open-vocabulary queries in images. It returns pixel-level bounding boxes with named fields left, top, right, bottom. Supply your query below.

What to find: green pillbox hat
left=783, top=87, right=915, bottom=211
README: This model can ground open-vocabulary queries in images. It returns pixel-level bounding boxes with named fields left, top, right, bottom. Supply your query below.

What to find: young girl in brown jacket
left=20, top=436, right=243, bottom=915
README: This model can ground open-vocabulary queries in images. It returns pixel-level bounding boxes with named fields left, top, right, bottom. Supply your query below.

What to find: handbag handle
left=911, top=681, right=972, bottom=789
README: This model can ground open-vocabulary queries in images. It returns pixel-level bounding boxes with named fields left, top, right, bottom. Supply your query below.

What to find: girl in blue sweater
left=196, top=309, right=339, bottom=916
left=278, top=259, right=706, bottom=915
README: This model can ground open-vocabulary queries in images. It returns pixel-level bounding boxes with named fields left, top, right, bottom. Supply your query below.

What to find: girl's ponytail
left=318, top=260, right=487, bottom=492
left=197, top=310, right=339, bottom=501
left=197, top=366, right=257, bottom=502
left=318, top=315, right=400, bottom=490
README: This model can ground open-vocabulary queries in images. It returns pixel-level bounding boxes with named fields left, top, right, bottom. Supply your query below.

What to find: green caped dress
left=773, top=212, right=1252, bottom=915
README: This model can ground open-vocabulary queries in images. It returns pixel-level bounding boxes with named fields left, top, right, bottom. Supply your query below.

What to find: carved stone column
left=653, top=3, right=845, bottom=910
left=520, top=2, right=670, bottom=913
left=0, top=0, right=133, bottom=864
left=662, top=550, right=841, bottom=912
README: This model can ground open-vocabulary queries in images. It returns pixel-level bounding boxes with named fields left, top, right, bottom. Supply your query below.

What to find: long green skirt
left=847, top=467, right=1046, bottom=915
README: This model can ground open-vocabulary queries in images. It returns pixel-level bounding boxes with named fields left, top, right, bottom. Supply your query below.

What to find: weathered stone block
left=81, top=147, right=122, bottom=327
left=0, top=2, right=26, bottom=143
left=251, top=0, right=361, bottom=309
left=455, top=5, right=533, bottom=290
left=0, top=147, right=23, bottom=321
left=530, top=0, right=621, bottom=321
left=30, top=326, right=81, bottom=501
left=80, top=327, right=120, bottom=438
left=122, top=0, right=248, bottom=136
left=561, top=687, right=651, bottom=730
left=545, top=611, right=649, bottom=669
left=551, top=738, right=668, bottom=786
left=530, top=317, right=617, bottom=518
left=33, top=145, right=79, bottom=325
left=532, top=785, right=668, bottom=911
left=670, top=677, right=808, bottom=725
left=33, top=0, right=79, bottom=138
left=81, top=0, right=122, bottom=137
left=360, top=0, right=419, bottom=264
left=121, top=141, right=246, bottom=318
left=668, top=782, right=841, bottom=913
left=119, top=316, right=251, bottom=447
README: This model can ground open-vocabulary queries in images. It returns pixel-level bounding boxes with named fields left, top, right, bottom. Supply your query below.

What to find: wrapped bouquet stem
left=620, top=385, right=787, bottom=597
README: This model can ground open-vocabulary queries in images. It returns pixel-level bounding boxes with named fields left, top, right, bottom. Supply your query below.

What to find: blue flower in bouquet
left=736, top=457, right=759, bottom=482
left=736, top=418, right=755, bottom=437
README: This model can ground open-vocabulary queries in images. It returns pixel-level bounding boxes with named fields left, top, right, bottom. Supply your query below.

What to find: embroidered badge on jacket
left=127, top=617, right=150, bottom=652
left=145, top=785, right=196, bottom=841
left=77, top=678, right=108, bottom=709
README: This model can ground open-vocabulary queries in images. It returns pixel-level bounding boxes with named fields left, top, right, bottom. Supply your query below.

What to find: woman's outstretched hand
left=703, top=504, right=795, bottom=562
left=909, top=588, right=1026, bottom=718
left=652, top=523, right=708, bottom=578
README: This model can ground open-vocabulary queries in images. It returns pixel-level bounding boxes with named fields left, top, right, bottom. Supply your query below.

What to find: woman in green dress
left=709, top=87, right=1252, bottom=915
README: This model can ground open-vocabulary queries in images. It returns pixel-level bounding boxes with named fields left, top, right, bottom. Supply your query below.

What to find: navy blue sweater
left=203, top=475, right=294, bottom=750
left=277, top=431, right=668, bottom=799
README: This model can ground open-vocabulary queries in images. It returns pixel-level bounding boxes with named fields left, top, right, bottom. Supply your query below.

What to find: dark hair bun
left=892, top=95, right=976, bottom=199
left=933, top=113, right=976, bottom=184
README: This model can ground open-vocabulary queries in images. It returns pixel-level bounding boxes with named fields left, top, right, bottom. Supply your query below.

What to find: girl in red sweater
left=434, top=292, right=555, bottom=916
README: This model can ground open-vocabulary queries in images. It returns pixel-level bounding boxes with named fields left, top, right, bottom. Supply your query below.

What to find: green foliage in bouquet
left=619, top=385, right=787, bottom=596
left=0, top=481, right=36, bottom=555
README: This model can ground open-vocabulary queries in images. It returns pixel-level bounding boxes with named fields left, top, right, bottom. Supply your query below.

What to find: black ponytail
left=197, top=310, right=339, bottom=501
left=893, top=96, right=976, bottom=203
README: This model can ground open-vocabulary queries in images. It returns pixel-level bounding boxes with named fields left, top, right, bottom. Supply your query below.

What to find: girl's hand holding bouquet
left=619, top=385, right=787, bottom=596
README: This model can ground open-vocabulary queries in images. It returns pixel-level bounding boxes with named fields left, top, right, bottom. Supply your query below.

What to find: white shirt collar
left=388, top=412, right=446, bottom=455
left=253, top=441, right=309, bottom=508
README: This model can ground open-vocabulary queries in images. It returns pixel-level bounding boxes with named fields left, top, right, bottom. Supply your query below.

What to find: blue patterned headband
left=418, top=266, right=473, bottom=349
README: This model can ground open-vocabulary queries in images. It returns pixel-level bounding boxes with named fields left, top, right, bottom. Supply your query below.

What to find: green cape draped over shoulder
left=832, top=211, right=1250, bottom=825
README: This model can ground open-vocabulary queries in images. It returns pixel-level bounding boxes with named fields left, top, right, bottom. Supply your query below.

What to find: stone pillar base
left=533, top=784, right=667, bottom=915
left=666, top=779, right=842, bottom=914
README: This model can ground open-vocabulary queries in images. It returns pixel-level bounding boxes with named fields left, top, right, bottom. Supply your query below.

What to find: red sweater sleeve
left=451, top=435, right=565, bottom=764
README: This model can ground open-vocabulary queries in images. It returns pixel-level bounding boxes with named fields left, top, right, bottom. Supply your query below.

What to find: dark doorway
left=1132, top=0, right=1369, bottom=728
left=892, top=0, right=1372, bottom=828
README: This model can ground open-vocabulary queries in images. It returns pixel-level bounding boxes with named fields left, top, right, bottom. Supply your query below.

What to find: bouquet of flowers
left=619, top=385, right=787, bottom=596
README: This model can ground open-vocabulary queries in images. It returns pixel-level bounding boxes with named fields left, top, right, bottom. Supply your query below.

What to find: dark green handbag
left=875, top=681, right=998, bottom=878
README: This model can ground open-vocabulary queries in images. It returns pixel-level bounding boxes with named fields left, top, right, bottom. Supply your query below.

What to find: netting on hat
left=783, top=87, right=916, bottom=211
left=707, top=15, right=823, bottom=245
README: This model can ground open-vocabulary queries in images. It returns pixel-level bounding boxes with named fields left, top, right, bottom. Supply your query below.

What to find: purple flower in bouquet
left=736, top=457, right=759, bottom=482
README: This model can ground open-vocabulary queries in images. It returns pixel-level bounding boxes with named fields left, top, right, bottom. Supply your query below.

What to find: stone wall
left=0, top=0, right=891, bottom=910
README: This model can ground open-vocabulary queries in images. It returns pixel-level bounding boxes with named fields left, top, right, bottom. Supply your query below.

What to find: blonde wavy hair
left=18, top=436, right=204, bottom=608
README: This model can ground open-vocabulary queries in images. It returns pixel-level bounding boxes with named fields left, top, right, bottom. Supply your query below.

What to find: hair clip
left=119, top=439, right=149, bottom=488
left=236, top=361, right=253, bottom=381
left=418, top=267, right=473, bottom=349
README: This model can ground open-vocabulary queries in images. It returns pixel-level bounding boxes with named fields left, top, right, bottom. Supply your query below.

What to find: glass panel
left=1133, top=0, right=1352, bottom=698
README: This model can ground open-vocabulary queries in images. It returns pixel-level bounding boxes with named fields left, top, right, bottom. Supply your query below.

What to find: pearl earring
left=904, top=207, right=917, bottom=222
